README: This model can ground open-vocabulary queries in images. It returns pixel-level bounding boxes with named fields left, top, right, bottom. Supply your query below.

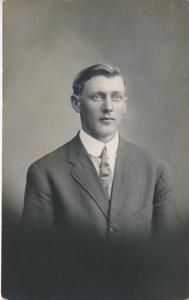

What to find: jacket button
left=109, top=226, right=117, bottom=233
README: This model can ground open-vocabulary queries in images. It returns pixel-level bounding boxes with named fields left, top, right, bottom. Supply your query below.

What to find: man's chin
left=94, top=130, right=118, bottom=142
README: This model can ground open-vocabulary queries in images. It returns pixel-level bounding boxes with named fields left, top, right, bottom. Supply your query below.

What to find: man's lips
left=99, top=117, right=115, bottom=121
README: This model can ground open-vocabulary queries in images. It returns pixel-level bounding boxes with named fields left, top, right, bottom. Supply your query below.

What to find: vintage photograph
left=2, top=1, right=189, bottom=299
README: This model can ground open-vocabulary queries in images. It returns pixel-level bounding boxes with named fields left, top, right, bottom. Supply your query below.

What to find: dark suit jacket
left=19, top=134, right=179, bottom=299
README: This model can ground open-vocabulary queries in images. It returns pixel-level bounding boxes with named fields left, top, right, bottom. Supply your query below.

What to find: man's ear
left=123, top=97, right=128, bottom=114
left=71, top=95, right=81, bottom=113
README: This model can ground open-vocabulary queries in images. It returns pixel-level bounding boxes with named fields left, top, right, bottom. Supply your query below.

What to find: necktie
left=99, top=146, right=112, bottom=199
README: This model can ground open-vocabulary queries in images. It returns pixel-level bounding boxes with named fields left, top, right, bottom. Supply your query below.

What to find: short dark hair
left=72, top=64, right=126, bottom=96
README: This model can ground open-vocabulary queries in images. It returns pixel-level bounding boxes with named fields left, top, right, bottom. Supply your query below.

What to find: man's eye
left=90, top=94, right=102, bottom=101
left=112, top=94, right=123, bottom=102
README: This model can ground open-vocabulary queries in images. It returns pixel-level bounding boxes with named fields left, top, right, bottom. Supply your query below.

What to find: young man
left=20, top=64, right=178, bottom=299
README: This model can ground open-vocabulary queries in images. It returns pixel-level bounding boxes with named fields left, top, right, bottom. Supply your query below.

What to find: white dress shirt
left=79, top=129, right=119, bottom=176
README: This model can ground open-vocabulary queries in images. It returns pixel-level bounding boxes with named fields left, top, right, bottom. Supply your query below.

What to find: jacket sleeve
left=22, top=163, right=54, bottom=237
left=152, top=161, right=179, bottom=238
left=18, top=163, right=56, bottom=297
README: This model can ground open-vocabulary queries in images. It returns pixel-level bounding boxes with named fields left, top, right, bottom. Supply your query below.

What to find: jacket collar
left=110, top=137, right=138, bottom=222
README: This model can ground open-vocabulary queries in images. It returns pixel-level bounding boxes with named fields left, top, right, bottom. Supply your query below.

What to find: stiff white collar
left=79, top=129, right=119, bottom=158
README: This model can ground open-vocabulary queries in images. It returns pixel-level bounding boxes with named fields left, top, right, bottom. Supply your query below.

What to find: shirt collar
left=79, top=129, right=119, bottom=158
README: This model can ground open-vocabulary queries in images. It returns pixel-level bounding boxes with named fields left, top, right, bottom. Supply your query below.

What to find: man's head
left=71, top=64, right=127, bottom=142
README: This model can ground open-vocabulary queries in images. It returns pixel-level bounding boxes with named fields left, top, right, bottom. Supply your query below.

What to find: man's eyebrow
left=111, top=91, right=125, bottom=94
left=90, top=91, right=106, bottom=96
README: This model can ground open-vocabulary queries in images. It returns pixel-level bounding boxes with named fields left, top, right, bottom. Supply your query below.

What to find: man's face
left=72, top=75, right=127, bottom=142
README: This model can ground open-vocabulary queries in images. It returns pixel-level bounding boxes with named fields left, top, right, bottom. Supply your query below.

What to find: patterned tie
left=99, top=146, right=112, bottom=199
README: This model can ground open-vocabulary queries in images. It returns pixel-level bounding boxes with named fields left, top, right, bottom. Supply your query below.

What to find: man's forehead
left=82, top=75, right=125, bottom=93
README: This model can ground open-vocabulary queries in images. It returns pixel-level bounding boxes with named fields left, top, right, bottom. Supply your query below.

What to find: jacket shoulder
left=28, top=136, right=77, bottom=172
left=120, top=137, right=169, bottom=172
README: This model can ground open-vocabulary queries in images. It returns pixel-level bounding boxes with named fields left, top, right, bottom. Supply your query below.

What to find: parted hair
left=72, top=64, right=126, bottom=96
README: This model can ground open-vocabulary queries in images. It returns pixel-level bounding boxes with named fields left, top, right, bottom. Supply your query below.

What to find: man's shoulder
left=120, top=137, right=168, bottom=171
left=28, top=135, right=78, bottom=172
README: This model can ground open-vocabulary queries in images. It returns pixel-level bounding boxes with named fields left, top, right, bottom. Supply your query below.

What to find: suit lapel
left=67, top=134, right=109, bottom=218
left=110, top=138, right=138, bottom=222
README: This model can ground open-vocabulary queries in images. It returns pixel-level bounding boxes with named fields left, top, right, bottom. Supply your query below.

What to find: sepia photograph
left=2, top=1, right=189, bottom=299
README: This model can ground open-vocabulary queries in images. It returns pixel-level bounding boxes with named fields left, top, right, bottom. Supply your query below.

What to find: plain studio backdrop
left=2, top=0, right=189, bottom=293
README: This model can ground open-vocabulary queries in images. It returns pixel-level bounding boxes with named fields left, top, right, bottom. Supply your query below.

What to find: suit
left=20, top=133, right=178, bottom=299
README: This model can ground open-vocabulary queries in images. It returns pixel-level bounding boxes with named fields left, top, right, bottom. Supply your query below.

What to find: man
left=20, top=64, right=178, bottom=299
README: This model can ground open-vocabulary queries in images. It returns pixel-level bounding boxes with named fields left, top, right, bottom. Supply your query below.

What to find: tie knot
left=100, top=146, right=108, bottom=159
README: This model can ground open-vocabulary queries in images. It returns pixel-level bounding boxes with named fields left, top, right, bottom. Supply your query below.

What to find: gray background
left=3, top=0, right=189, bottom=231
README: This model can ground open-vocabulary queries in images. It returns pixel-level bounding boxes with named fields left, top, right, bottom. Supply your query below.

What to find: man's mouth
left=100, top=116, right=115, bottom=121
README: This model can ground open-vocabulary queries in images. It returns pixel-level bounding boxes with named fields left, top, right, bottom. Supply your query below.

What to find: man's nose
left=102, top=96, right=113, bottom=112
